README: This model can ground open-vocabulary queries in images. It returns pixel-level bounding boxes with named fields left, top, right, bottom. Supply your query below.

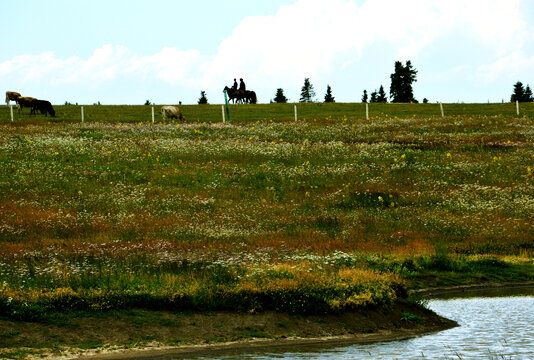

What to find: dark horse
left=223, top=86, right=245, bottom=104
left=224, top=86, right=256, bottom=104
left=245, top=90, right=257, bottom=104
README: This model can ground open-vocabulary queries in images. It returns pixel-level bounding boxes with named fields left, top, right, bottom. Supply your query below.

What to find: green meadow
left=1, top=102, right=533, bottom=320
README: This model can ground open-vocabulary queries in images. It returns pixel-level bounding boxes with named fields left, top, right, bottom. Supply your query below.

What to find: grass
left=0, top=102, right=533, bottom=320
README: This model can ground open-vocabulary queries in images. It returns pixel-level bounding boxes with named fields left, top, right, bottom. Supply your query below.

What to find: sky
left=2, top=0, right=534, bottom=105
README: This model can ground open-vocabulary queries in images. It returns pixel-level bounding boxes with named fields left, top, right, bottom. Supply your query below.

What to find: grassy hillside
left=0, top=102, right=533, bottom=320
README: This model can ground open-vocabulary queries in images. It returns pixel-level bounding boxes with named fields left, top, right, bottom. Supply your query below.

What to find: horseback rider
left=239, top=78, right=246, bottom=91
left=232, top=78, right=238, bottom=91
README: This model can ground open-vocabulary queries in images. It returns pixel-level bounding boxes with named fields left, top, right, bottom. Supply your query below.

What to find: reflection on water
left=187, top=289, right=534, bottom=360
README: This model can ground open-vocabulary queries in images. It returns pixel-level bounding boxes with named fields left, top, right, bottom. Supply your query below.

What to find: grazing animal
left=17, top=97, right=38, bottom=114
left=5, top=91, right=21, bottom=105
left=161, top=106, right=183, bottom=121
left=32, top=100, right=55, bottom=117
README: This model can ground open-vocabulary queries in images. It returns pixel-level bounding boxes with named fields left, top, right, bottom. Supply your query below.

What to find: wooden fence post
left=152, top=106, right=155, bottom=123
left=366, top=102, right=369, bottom=120
left=440, top=103, right=444, bottom=118
left=294, top=105, right=297, bottom=121
left=10, top=105, right=14, bottom=122
left=81, top=106, right=84, bottom=122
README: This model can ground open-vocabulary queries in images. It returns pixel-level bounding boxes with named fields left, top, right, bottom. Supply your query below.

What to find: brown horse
left=5, top=91, right=21, bottom=105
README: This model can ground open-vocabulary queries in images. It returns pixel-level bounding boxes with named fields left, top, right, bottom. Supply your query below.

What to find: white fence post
left=294, top=105, right=297, bottom=121
left=366, top=103, right=369, bottom=120
left=440, top=102, right=444, bottom=118
left=221, top=105, right=226, bottom=123
left=10, top=105, right=14, bottom=122
left=81, top=106, right=84, bottom=122
left=516, top=101, right=520, bottom=116
left=152, top=106, right=155, bottom=123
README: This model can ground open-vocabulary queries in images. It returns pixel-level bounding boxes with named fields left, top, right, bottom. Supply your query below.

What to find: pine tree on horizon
left=198, top=91, right=208, bottom=105
left=370, top=90, right=378, bottom=103
left=273, top=88, right=288, bottom=103
left=511, top=81, right=525, bottom=102
left=299, top=78, right=316, bottom=103
left=377, top=85, right=387, bottom=103
left=362, top=90, right=368, bottom=103
left=525, top=85, right=534, bottom=102
left=390, top=60, right=418, bottom=103
left=324, top=85, right=335, bottom=103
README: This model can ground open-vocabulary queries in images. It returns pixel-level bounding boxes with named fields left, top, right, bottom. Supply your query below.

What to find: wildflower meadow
left=1, top=103, right=533, bottom=319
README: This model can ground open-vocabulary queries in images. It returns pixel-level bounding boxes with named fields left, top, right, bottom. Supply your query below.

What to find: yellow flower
left=446, top=153, right=452, bottom=158
left=378, top=196, right=383, bottom=202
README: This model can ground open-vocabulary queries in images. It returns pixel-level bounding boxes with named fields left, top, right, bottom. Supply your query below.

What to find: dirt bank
left=0, top=300, right=455, bottom=359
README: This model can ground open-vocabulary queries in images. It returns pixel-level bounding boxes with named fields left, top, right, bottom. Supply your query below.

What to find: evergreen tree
left=273, top=88, right=288, bottom=103
left=377, top=85, right=387, bottom=103
left=370, top=90, right=378, bottom=103
left=198, top=91, right=208, bottom=105
left=299, top=78, right=315, bottom=103
left=511, top=82, right=525, bottom=102
left=524, top=85, right=533, bottom=102
left=362, top=90, right=368, bottom=103
left=389, top=60, right=418, bottom=102
left=324, top=85, right=335, bottom=103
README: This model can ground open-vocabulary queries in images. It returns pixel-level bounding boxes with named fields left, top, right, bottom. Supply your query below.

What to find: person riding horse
left=224, top=78, right=254, bottom=104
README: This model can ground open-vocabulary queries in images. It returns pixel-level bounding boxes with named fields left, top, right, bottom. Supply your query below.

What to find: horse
left=5, top=91, right=21, bottom=106
left=245, top=90, right=257, bottom=104
left=224, top=86, right=245, bottom=104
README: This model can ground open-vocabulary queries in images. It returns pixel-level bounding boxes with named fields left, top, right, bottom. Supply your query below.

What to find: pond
left=188, top=288, right=534, bottom=359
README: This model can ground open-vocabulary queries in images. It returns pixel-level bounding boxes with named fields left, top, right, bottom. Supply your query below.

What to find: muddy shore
left=1, top=300, right=455, bottom=360
left=4, top=282, right=533, bottom=360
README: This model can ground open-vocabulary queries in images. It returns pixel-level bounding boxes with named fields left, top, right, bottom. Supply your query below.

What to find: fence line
left=3, top=102, right=533, bottom=123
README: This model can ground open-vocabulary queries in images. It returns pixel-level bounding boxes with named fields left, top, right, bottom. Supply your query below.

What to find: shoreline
left=411, top=281, right=534, bottom=298
left=3, top=282, right=534, bottom=359
left=77, top=282, right=534, bottom=360
left=79, top=328, right=452, bottom=360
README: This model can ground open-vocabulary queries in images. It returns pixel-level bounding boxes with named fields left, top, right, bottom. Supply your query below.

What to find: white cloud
left=477, top=51, right=534, bottom=83
left=1, top=0, right=532, bottom=103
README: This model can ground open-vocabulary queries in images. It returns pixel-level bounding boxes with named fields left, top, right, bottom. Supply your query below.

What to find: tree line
left=272, top=61, right=532, bottom=105
left=193, top=61, right=532, bottom=105
left=273, top=60, right=419, bottom=104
